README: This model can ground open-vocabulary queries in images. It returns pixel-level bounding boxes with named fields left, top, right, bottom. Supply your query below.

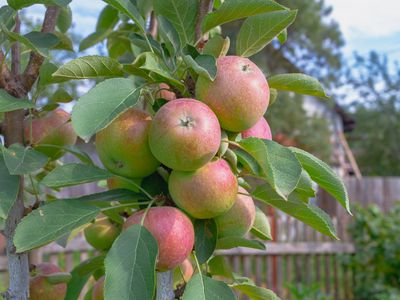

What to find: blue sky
left=1, top=0, right=399, bottom=61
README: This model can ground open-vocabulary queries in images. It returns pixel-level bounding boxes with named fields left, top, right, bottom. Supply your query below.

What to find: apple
left=214, top=187, right=256, bottom=238
left=96, top=109, right=160, bottom=178
left=173, top=259, right=194, bottom=288
left=124, top=207, right=194, bottom=271
left=92, top=276, right=105, bottom=300
left=149, top=98, right=221, bottom=171
left=196, top=56, right=269, bottom=132
left=107, top=177, right=142, bottom=193
left=24, top=109, right=77, bottom=159
left=169, top=159, right=238, bottom=219
left=29, top=263, right=68, bottom=300
left=157, top=83, right=176, bottom=101
left=241, top=117, right=272, bottom=140
left=84, top=218, right=120, bottom=251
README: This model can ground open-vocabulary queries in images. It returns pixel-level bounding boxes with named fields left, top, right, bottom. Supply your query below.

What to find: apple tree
left=0, top=0, right=351, bottom=299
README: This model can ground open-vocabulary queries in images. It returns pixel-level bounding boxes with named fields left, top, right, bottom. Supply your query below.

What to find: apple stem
left=156, top=271, right=174, bottom=300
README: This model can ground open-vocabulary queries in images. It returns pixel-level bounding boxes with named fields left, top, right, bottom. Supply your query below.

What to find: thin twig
left=21, top=6, right=60, bottom=93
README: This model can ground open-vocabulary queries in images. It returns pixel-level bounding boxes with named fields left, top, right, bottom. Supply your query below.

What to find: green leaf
left=194, top=219, right=217, bottom=264
left=66, top=255, right=105, bottom=300
left=157, top=15, right=181, bottom=54
left=294, top=170, right=316, bottom=202
left=71, top=78, right=141, bottom=139
left=61, top=189, right=145, bottom=205
left=2, top=144, right=48, bottom=175
left=153, top=0, right=198, bottom=46
left=96, top=5, right=119, bottom=32
left=237, top=10, right=297, bottom=57
left=0, top=154, right=20, bottom=219
left=269, top=88, right=278, bottom=106
left=52, top=56, right=124, bottom=82
left=105, top=224, right=158, bottom=300
left=102, top=0, right=145, bottom=32
left=1, top=25, right=59, bottom=57
left=0, top=89, right=35, bottom=112
left=203, top=35, right=230, bottom=58
left=233, top=283, right=281, bottom=300
left=277, top=28, right=287, bottom=44
left=50, top=88, right=73, bottom=103
left=216, top=236, right=266, bottom=250
left=208, top=256, right=234, bottom=279
left=41, top=163, right=112, bottom=188
left=79, top=30, right=111, bottom=51
left=268, top=73, right=330, bottom=99
left=138, top=52, right=185, bottom=90
left=183, top=54, right=217, bottom=81
left=0, top=6, right=16, bottom=42
left=38, top=62, right=59, bottom=88
left=238, top=138, right=302, bottom=199
left=183, top=273, right=235, bottom=300
left=290, top=147, right=351, bottom=214
left=57, top=6, right=72, bottom=33
left=53, top=31, right=74, bottom=51
left=252, top=183, right=338, bottom=239
left=201, top=0, right=287, bottom=33
left=14, top=200, right=100, bottom=252
left=250, top=206, right=272, bottom=240
left=7, top=0, right=71, bottom=10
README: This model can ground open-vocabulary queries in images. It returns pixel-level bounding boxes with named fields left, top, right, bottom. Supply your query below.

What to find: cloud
left=325, top=0, right=400, bottom=37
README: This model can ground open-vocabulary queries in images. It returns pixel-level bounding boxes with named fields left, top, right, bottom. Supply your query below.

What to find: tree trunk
left=156, top=271, right=175, bottom=300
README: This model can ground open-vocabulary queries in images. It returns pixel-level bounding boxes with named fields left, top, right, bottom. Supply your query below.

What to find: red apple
left=24, top=108, right=77, bottom=159
left=157, top=83, right=176, bottom=101
left=169, top=159, right=238, bottom=219
left=196, top=56, right=269, bottom=132
left=84, top=218, right=120, bottom=251
left=214, top=187, right=256, bottom=237
left=241, top=117, right=272, bottom=140
left=29, top=263, right=67, bottom=300
left=149, top=98, right=221, bottom=171
left=124, top=207, right=194, bottom=271
left=96, top=109, right=160, bottom=178
left=173, top=259, right=194, bottom=288
left=92, top=276, right=105, bottom=300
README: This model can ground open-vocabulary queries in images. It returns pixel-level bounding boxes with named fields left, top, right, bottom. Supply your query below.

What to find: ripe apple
left=96, top=109, right=160, bottom=178
left=92, top=276, right=105, bottom=300
left=107, top=177, right=141, bottom=193
left=84, top=218, right=120, bottom=251
left=196, top=56, right=269, bottom=132
left=29, top=263, right=68, bottom=300
left=124, top=207, right=194, bottom=271
left=149, top=98, right=221, bottom=171
left=241, top=117, right=272, bottom=140
left=214, top=187, right=256, bottom=238
left=157, top=83, right=176, bottom=101
left=24, top=109, right=77, bottom=159
left=169, top=159, right=238, bottom=219
left=173, top=259, right=194, bottom=288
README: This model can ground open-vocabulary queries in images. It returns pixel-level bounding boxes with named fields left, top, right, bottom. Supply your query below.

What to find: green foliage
left=0, top=0, right=350, bottom=298
left=104, top=224, right=158, bottom=300
left=345, top=52, right=400, bottom=176
left=346, top=203, right=400, bottom=300
left=287, top=282, right=332, bottom=300
left=0, top=153, right=20, bottom=218
left=0, top=89, right=35, bottom=112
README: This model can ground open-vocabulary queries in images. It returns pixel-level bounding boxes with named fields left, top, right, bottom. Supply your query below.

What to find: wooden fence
left=1, top=176, right=399, bottom=299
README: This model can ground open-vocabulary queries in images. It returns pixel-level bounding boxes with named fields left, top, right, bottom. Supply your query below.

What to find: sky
left=1, top=0, right=399, bottom=61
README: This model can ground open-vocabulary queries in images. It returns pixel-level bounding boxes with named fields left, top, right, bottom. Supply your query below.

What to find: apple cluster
left=94, top=56, right=272, bottom=273
left=25, top=56, right=273, bottom=299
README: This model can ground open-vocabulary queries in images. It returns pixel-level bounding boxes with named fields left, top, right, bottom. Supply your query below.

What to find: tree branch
left=11, top=14, right=21, bottom=76
left=21, top=5, right=60, bottom=93
left=149, top=11, right=158, bottom=39
left=195, top=0, right=214, bottom=48
left=0, top=50, right=12, bottom=89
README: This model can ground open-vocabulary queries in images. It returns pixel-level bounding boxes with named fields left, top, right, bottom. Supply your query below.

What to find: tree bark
left=195, top=0, right=214, bottom=48
left=1, top=7, right=60, bottom=299
left=156, top=271, right=175, bottom=300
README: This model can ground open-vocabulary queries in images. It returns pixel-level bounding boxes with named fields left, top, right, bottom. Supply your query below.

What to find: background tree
left=345, top=51, right=400, bottom=176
